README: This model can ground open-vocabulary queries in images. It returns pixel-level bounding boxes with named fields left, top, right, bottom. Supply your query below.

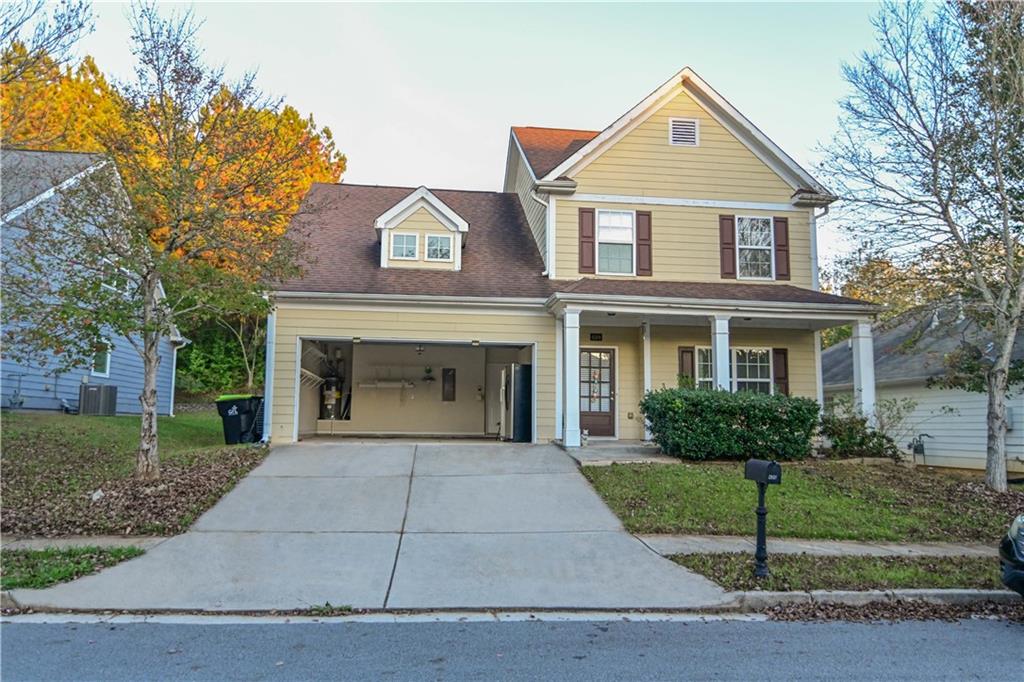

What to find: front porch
left=551, top=297, right=879, bottom=447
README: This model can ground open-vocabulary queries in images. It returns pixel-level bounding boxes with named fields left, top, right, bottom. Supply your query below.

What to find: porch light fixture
left=352, top=337, right=362, bottom=344
left=471, top=340, right=480, bottom=346
left=607, top=312, right=616, bottom=317
left=415, top=344, right=425, bottom=356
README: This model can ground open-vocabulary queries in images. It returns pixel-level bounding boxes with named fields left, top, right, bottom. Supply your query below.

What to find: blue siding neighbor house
left=1, top=150, right=184, bottom=416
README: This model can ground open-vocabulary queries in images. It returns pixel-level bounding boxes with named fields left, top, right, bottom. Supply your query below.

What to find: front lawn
left=583, top=461, right=1024, bottom=542
left=1, top=410, right=266, bottom=537
left=1, top=547, right=145, bottom=590
left=672, top=553, right=1003, bottom=592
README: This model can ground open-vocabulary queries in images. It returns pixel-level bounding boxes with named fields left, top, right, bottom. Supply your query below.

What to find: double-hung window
left=695, top=348, right=715, bottom=390
left=425, top=234, right=453, bottom=262
left=391, top=233, right=417, bottom=260
left=733, top=348, right=772, bottom=394
left=692, top=346, right=772, bottom=394
left=736, top=216, right=773, bottom=279
left=596, top=210, right=634, bottom=275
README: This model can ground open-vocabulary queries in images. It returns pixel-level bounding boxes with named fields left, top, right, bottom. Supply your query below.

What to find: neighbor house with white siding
left=1, top=149, right=184, bottom=416
left=823, top=303, right=1023, bottom=473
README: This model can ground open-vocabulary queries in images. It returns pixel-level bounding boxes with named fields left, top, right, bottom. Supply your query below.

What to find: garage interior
left=298, top=339, right=533, bottom=441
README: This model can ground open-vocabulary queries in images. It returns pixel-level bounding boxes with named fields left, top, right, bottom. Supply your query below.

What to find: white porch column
left=851, top=320, right=876, bottom=423
left=563, top=309, right=582, bottom=447
left=641, top=321, right=653, bottom=440
left=261, top=307, right=277, bottom=442
left=711, top=315, right=731, bottom=391
left=554, top=319, right=564, bottom=442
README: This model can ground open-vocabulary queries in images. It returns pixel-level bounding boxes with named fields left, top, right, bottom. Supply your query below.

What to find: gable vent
left=669, top=118, right=699, bottom=146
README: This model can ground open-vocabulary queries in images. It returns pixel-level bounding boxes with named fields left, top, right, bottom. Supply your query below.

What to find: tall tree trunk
left=984, top=323, right=1016, bottom=493
left=137, top=287, right=162, bottom=481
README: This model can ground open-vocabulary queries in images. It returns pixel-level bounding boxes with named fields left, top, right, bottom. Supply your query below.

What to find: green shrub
left=820, top=411, right=901, bottom=460
left=640, top=388, right=820, bottom=461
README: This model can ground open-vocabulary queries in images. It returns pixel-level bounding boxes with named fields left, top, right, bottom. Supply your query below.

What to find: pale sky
left=76, top=1, right=883, bottom=264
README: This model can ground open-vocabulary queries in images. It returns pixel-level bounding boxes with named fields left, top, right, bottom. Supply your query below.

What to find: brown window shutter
left=772, top=348, right=789, bottom=395
left=678, top=346, right=695, bottom=387
left=579, top=208, right=595, bottom=274
left=774, top=217, right=790, bottom=280
left=636, top=211, right=652, bottom=276
left=719, top=215, right=736, bottom=279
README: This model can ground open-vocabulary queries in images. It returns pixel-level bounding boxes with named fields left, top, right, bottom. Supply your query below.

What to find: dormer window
left=426, top=234, right=453, bottom=262
left=375, top=186, right=469, bottom=271
left=391, top=233, right=418, bottom=260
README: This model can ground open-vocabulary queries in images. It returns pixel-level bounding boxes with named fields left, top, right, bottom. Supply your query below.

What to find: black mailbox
left=744, top=459, right=782, bottom=485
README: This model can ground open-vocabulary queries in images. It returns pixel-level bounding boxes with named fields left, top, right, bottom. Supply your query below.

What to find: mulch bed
left=764, top=599, right=1024, bottom=623
left=2, top=447, right=266, bottom=537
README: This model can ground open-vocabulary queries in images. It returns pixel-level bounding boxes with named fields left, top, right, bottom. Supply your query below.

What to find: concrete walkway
left=10, top=442, right=728, bottom=611
left=639, top=534, right=997, bottom=558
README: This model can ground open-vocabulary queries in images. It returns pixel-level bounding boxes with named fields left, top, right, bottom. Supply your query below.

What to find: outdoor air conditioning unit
left=79, top=384, right=117, bottom=416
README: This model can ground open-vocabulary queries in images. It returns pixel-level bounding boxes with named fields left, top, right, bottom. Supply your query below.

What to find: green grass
left=1, top=547, right=145, bottom=590
left=672, top=553, right=1004, bottom=592
left=1, top=410, right=266, bottom=536
left=583, top=461, right=1023, bottom=543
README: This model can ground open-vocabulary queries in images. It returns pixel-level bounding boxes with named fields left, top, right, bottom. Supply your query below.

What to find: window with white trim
left=695, top=347, right=715, bottom=390
left=91, top=343, right=111, bottom=378
left=669, top=117, right=699, bottom=146
left=694, top=346, right=772, bottom=394
left=596, top=210, right=635, bottom=275
left=733, top=348, right=772, bottom=394
left=425, top=234, right=453, bottom=262
left=390, top=233, right=417, bottom=260
left=736, top=216, right=774, bottom=279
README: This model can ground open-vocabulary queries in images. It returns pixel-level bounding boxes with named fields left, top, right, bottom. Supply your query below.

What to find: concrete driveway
left=12, top=442, right=727, bottom=611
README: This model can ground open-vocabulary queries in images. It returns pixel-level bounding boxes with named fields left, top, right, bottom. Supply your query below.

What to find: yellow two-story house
left=264, top=68, right=880, bottom=446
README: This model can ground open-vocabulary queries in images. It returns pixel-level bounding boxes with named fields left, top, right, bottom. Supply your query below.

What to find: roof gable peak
left=373, top=185, right=469, bottom=233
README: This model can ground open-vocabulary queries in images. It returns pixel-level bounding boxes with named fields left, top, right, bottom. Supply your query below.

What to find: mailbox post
left=744, top=459, right=782, bottom=578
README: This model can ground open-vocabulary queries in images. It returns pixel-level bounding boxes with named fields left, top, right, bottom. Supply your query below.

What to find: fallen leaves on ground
left=764, top=599, right=1024, bottom=623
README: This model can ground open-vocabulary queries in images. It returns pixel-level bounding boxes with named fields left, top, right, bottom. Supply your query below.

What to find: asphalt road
left=2, top=618, right=1021, bottom=681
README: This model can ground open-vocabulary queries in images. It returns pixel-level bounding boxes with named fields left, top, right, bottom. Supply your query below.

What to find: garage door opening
left=297, top=339, right=533, bottom=441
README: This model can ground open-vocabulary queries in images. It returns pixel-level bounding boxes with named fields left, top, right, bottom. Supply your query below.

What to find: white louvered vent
left=669, top=118, right=699, bottom=146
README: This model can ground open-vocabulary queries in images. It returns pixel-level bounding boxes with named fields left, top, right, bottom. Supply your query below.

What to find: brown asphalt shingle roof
left=555, top=278, right=872, bottom=306
left=512, top=126, right=600, bottom=178
left=276, top=183, right=552, bottom=298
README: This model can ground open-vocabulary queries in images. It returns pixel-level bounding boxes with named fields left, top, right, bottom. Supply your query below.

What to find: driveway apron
left=11, top=442, right=726, bottom=611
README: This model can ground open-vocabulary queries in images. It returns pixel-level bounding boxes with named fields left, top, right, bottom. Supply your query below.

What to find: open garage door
left=296, top=339, right=533, bottom=441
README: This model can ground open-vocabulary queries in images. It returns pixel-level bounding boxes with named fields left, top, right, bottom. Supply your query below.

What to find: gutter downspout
left=261, top=306, right=277, bottom=443
left=529, top=190, right=551, bottom=275
left=810, top=205, right=829, bottom=291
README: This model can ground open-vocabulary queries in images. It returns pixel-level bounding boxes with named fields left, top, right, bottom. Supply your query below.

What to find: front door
left=580, top=348, right=615, bottom=437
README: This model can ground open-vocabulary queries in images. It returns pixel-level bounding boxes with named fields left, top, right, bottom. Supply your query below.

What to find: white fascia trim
left=682, top=70, right=827, bottom=194
left=571, top=193, right=797, bottom=213
left=374, top=186, right=469, bottom=233
left=273, top=290, right=549, bottom=307
left=542, top=68, right=690, bottom=181
left=1, top=159, right=109, bottom=224
left=540, top=66, right=830, bottom=196
left=547, top=292, right=883, bottom=316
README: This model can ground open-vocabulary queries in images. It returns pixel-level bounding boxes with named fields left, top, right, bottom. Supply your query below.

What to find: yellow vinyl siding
left=571, top=88, right=795, bottom=202
left=649, top=325, right=817, bottom=399
left=270, top=304, right=556, bottom=443
left=555, top=199, right=811, bottom=287
left=508, top=143, right=547, bottom=263
left=387, top=207, right=456, bottom=270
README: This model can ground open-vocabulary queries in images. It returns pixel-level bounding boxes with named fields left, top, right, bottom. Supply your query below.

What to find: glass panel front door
left=579, top=349, right=615, bottom=437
